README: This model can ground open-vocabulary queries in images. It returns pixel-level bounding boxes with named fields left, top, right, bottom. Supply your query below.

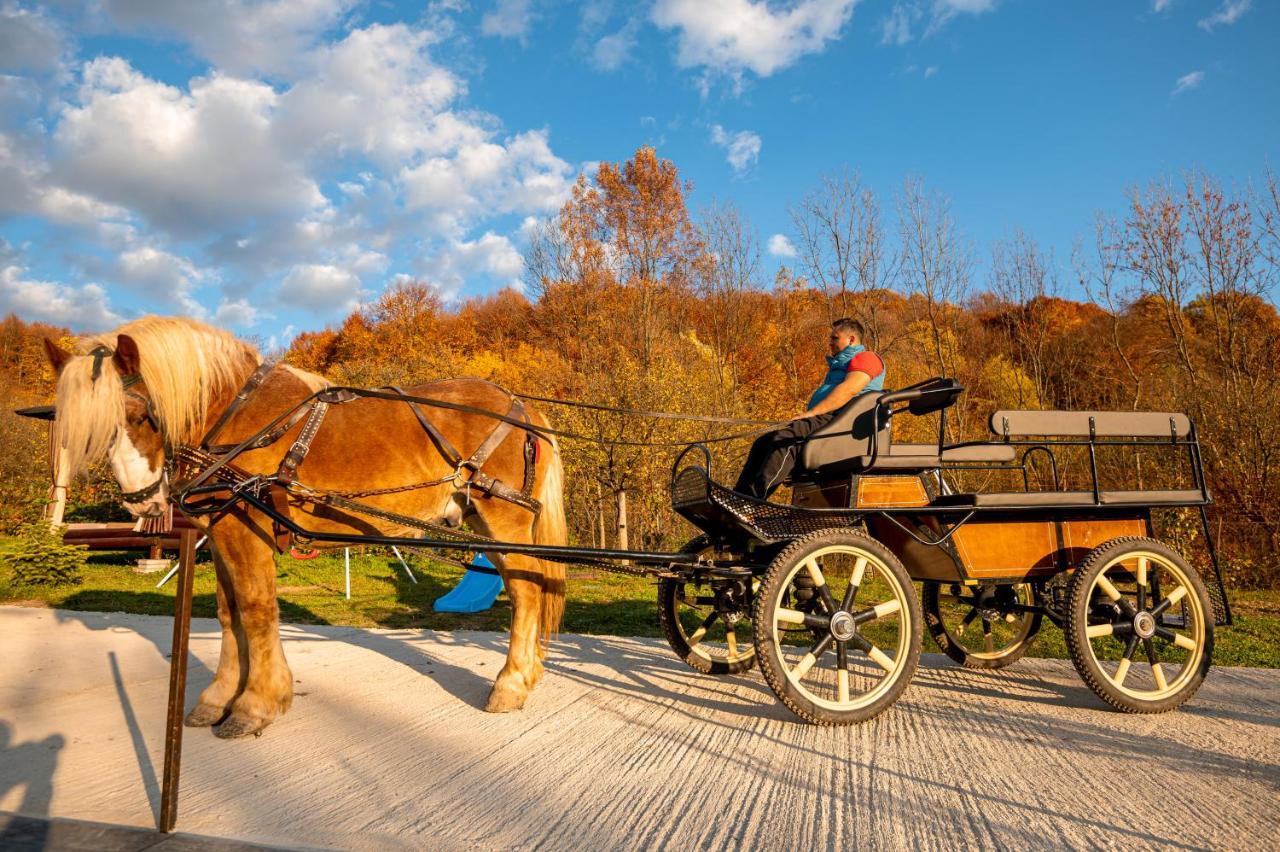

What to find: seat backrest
left=800, top=393, right=891, bottom=472
left=990, top=410, right=1192, bottom=439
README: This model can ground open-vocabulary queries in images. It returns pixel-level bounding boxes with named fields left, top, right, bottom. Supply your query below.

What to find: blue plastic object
left=433, top=553, right=504, bottom=613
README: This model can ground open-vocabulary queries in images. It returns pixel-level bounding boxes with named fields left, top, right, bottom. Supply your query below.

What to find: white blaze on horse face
left=110, top=429, right=167, bottom=516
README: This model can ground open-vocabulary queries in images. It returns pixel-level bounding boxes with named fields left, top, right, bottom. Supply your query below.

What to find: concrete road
left=0, top=605, right=1276, bottom=851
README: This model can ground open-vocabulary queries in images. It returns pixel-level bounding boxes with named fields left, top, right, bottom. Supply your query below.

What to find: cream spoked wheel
left=1065, top=537, right=1214, bottom=714
left=923, top=581, right=1042, bottom=670
left=752, top=530, right=922, bottom=725
left=657, top=537, right=757, bottom=675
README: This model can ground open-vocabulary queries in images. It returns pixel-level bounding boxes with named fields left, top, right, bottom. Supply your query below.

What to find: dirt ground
left=1, top=606, right=1276, bottom=850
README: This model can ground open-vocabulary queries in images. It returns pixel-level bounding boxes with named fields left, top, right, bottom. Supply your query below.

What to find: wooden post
left=159, top=529, right=197, bottom=833
left=616, top=489, right=628, bottom=562
left=596, top=481, right=606, bottom=549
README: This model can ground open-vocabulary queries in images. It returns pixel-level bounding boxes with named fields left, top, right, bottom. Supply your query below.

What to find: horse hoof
left=214, top=714, right=269, bottom=739
left=485, top=682, right=529, bottom=713
left=184, top=703, right=229, bottom=728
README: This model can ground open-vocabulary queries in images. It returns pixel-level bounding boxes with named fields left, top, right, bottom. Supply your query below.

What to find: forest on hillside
left=3, top=148, right=1278, bottom=587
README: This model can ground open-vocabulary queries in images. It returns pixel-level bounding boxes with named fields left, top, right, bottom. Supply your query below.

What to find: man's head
left=828, top=318, right=865, bottom=356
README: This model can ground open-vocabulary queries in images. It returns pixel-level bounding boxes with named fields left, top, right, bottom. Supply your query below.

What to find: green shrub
left=1, top=520, right=88, bottom=587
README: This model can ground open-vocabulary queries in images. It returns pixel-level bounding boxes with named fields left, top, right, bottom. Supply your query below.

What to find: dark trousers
left=733, top=411, right=837, bottom=499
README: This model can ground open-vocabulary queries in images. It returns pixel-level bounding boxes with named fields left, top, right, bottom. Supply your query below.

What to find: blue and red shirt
left=808, top=345, right=885, bottom=409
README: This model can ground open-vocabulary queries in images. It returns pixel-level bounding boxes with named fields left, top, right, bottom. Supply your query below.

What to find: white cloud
left=279, top=263, right=363, bottom=315
left=710, top=125, right=761, bottom=174
left=593, top=26, right=638, bottom=71
left=880, top=0, right=996, bottom=44
left=0, top=264, right=121, bottom=330
left=214, top=298, right=259, bottom=327
left=276, top=23, right=463, bottom=168
left=419, top=232, right=525, bottom=293
left=400, top=129, right=573, bottom=226
left=1172, top=70, right=1204, bottom=96
left=1198, top=0, right=1252, bottom=31
left=652, top=0, right=856, bottom=78
left=54, top=58, right=326, bottom=237
left=481, top=0, right=535, bottom=41
left=1152, top=0, right=1174, bottom=12
left=116, top=246, right=209, bottom=316
left=101, top=0, right=355, bottom=78
left=0, top=3, right=68, bottom=75
left=768, top=233, right=797, bottom=258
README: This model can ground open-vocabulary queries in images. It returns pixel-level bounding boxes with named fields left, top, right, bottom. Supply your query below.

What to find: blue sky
left=1, top=1, right=1276, bottom=343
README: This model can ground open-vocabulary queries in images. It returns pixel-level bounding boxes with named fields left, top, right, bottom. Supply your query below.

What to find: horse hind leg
left=185, top=544, right=246, bottom=727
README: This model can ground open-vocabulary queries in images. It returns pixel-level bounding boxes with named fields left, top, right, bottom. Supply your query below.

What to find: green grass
left=1, top=537, right=1277, bottom=668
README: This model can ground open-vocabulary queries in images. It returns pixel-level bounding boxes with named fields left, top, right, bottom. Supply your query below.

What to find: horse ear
left=113, top=334, right=141, bottom=377
left=43, top=338, right=72, bottom=374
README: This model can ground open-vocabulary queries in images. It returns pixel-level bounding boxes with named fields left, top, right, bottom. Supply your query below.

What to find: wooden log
left=159, top=529, right=196, bottom=833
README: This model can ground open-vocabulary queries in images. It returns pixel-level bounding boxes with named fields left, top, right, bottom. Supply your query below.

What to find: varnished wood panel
left=1061, top=518, right=1147, bottom=567
left=953, top=521, right=1059, bottom=579
left=856, top=476, right=928, bottom=509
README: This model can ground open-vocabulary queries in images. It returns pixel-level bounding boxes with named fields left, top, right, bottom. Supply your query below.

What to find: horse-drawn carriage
left=33, top=321, right=1228, bottom=732
left=659, top=377, right=1229, bottom=724
left=32, top=319, right=1232, bottom=829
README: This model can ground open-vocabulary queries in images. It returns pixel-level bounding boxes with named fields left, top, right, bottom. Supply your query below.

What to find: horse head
left=44, top=333, right=170, bottom=518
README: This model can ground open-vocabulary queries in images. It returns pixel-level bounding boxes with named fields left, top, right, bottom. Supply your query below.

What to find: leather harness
left=194, top=365, right=543, bottom=551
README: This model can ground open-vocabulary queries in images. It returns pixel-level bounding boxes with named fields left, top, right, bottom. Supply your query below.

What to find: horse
left=44, top=316, right=567, bottom=738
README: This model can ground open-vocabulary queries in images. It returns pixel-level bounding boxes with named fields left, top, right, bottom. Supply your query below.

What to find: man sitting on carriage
left=734, top=317, right=884, bottom=499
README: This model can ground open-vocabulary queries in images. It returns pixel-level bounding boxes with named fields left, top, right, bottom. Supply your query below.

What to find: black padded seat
left=892, top=442, right=1017, bottom=463
left=799, top=393, right=890, bottom=475
left=932, top=489, right=1204, bottom=508
left=932, top=491, right=1096, bottom=507
left=1099, top=489, right=1204, bottom=505
left=854, top=449, right=941, bottom=470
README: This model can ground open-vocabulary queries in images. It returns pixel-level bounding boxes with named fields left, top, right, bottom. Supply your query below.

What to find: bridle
left=89, top=344, right=169, bottom=504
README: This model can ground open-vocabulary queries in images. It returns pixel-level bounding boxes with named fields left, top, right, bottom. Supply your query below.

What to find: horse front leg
left=184, top=544, right=246, bottom=727
left=209, top=513, right=295, bottom=739
left=485, top=553, right=545, bottom=713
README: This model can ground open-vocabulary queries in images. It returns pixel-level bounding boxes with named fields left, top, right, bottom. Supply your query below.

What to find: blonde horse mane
left=54, top=316, right=259, bottom=475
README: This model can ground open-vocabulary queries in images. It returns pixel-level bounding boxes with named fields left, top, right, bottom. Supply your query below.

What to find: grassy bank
left=1, top=540, right=1277, bottom=668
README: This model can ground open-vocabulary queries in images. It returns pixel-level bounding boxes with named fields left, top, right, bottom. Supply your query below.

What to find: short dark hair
left=831, top=318, right=865, bottom=340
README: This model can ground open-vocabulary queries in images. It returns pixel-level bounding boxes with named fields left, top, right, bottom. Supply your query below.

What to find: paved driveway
left=1, top=606, right=1276, bottom=850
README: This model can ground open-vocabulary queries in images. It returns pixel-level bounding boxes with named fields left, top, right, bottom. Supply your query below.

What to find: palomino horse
left=45, top=316, right=567, bottom=738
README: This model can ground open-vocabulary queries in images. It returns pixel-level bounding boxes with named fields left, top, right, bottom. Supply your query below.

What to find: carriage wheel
left=752, top=530, right=921, bottom=725
left=657, top=537, right=757, bottom=675
left=1064, top=537, right=1213, bottom=714
left=922, top=581, right=1042, bottom=669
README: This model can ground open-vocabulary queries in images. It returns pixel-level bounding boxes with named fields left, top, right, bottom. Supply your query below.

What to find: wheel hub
left=829, top=610, right=856, bottom=642
left=1133, top=610, right=1156, bottom=639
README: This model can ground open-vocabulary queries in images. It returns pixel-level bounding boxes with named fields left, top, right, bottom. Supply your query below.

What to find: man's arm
left=796, top=370, right=872, bottom=419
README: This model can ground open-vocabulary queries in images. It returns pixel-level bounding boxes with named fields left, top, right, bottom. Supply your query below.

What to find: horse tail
left=533, top=432, right=567, bottom=652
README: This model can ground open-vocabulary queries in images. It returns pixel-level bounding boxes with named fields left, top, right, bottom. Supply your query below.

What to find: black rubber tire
left=752, top=529, right=922, bottom=725
left=657, top=537, right=757, bottom=675
left=922, top=581, right=1042, bottom=670
left=1064, top=536, right=1214, bottom=714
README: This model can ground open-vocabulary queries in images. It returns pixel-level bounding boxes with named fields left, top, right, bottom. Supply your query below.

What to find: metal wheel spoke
left=1085, top=622, right=1114, bottom=639
left=849, top=634, right=894, bottom=673
left=1155, top=626, right=1197, bottom=652
left=1151, top=584, right=1188, bottom=618
left=853, top=599, right=902, bottom=625
left=686, top=611, right=718, bottom=647
left=1136, top=558, right=1148, bottom=612
left=725, top=627, right=738, bottom=658
left=836, top=639, right=851, bottom=703
left=1111, top=635, right=1141, bottom=687
left=840, top=556, right=868, bottom=611
left=790, top=634, right=834, bottom=680
left=982, top=620, right=994, bottom=654
left=957, top=606, right=978, bottom=637
left=776, top=607, right=830, bottom=631
left=1143, top=637, right=1159, bottom=667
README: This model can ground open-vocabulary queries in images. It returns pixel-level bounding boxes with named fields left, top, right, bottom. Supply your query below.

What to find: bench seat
left=931, top=489, right=1204, bottom=508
